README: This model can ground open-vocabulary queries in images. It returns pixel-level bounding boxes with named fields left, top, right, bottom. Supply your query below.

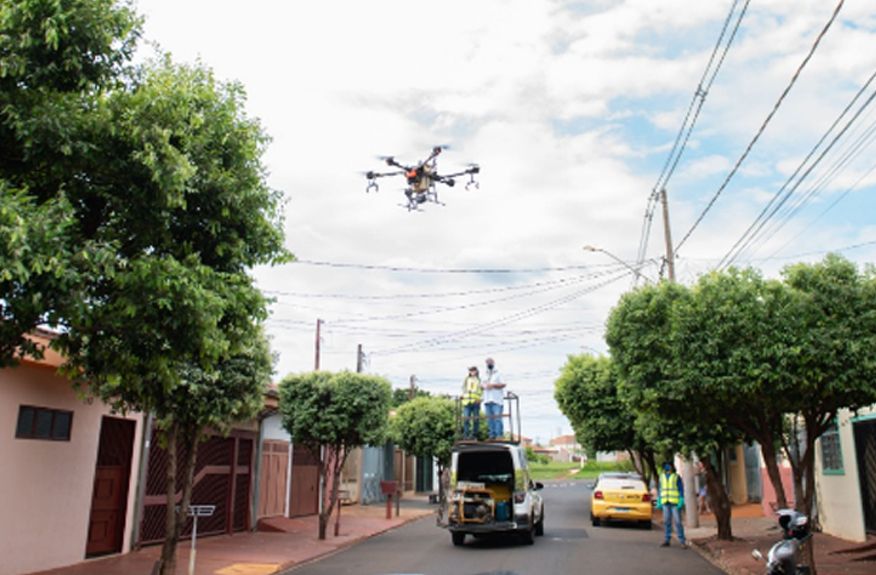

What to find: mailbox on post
left=380, top=480, right=400, bottom=519
left=186, top=505, right=215, bottom=575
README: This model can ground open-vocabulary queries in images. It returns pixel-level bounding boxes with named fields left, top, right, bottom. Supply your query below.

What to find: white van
left=446, top=441, right=545, bottom=546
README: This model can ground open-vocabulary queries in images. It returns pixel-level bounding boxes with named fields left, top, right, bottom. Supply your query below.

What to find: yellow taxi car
left=590, top=474, right=652, bottom=528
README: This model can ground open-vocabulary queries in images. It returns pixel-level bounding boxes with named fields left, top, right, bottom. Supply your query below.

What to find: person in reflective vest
left=658, top=461, right=687, bottom=548
left=461, top=366, right=482, bottom=439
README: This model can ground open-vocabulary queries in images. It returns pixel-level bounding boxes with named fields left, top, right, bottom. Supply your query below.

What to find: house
left=814, top=405, right=876, bottom=542
left=549, top=434, right=583, bottom=462
left=1, top=329, right=271, bottom=574
left=0, top=330, right=145, bottom=575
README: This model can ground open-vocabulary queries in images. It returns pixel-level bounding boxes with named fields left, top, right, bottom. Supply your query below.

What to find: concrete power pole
left=660, top=188, right=698, bottom=529
left=409, top=375, right=417, bottom=401
left=356, top=344, right=364, bottom=373
left=314, top=319, right=324, bottom=371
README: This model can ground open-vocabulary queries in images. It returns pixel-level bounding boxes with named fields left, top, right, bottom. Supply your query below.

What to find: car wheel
left=520, top=525, right=535, bottom=545
left=590, top=513, right=600, bottom=527
left=451, top=532, right=466, bottom=546
left=535, top=516, right=544, bottom=536
left=640, top=521, right=652, bottom=530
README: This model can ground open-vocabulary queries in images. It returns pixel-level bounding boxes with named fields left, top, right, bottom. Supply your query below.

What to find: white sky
left=134, top=0, right=876, bottom=444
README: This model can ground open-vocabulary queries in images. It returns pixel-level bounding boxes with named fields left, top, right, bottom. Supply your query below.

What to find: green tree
left=389, top=396, right=456, bottom=516
left=554, top=353, right=658, bottom=487
left=150, top=331, right=272, bottom=573
left=606, top=281, right=741, bottom=540
left=2, top=5, right=288, bottom=573
left=0, top=0, right=141, bottom=364
left=280, top=371, right=392, bottom=540
left=779, top=255, right=876, bottom=517
left=671, top=268, right=795, bottom=512
left=391, top=386, right=431, bottom=407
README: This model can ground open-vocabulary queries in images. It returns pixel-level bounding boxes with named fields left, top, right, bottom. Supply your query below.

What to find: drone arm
left=367, top=170, right=406, bottom=179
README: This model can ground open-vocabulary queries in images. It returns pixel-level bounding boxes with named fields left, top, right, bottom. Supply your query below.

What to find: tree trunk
left=641, top=448, right=658, bottom=492
left=317, top=453, right=328, bottom=540
left=702, top=456, right=733, bottom=540
left=158, top=425, right=200, bottom=575
left=759, top=436, right=789, bottom=510
left=158, top=424, right=179, bottom=575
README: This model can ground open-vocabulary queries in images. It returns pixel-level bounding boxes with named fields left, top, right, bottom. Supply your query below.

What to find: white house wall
left=0, top=363, right=143, bottom=574
left=815, top=406, right=874, bottom=543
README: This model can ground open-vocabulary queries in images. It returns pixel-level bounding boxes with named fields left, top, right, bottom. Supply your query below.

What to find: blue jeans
left=463, top=403, right=480, bottom=438
left=663, top=504, right=686, bottom=543
left=484, top=402, right=503, bottom=438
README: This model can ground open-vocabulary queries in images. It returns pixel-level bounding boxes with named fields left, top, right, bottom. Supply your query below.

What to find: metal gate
left=854, top=419, right=876, bottom=533
left=139, top=430, right=255, bottom=544
left=744, top=443, right=762, bottom=503
left=416, top=456, right=434, bottom=493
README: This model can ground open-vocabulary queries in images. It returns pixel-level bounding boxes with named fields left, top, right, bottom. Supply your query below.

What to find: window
left=820, top=420, right=843, bottom=475
left=15, top=406, right=73, bottom=441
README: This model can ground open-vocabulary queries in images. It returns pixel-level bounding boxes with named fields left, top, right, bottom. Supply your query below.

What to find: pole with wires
left=660, top=188, right=699, bottom=529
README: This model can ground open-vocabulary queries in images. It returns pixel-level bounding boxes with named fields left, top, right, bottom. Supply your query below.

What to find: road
left=282, top=480, right=726, bottom=575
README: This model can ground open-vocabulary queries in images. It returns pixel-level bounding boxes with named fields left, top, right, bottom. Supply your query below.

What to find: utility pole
left=356, top=344, right=364, bottom=373
left=660, top=188, right=676, bottom=282
left=314, top=319, right=324, bottom=371
left=660, top=187, right=698, bottom=529
left=409, top=375, right=416, bottom=401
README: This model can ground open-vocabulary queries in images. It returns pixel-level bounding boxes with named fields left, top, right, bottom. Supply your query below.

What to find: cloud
left=137, top=0, right=876, bottom=443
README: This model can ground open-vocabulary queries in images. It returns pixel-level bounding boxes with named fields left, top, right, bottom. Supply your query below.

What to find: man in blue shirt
left=658, top=461, right=687, bottom=548
left=482, top=357, right=506, bottom=439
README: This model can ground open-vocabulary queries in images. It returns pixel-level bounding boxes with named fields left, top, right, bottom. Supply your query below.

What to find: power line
left=633, top=0, right=750, bottom=282
left=292, top=258, right=625, bottom=274
left=675, top=0, right=847, bottom=253
left=372, top=270, right=632, bottom=356
left=718, top=67, right=876, bottom=268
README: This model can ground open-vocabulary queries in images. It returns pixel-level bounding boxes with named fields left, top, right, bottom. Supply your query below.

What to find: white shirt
left=483, top=367, right=504, bottom=404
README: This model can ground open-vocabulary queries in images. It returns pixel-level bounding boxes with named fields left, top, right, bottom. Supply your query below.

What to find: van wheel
left=520, top=524, right=535, bottom=545
left=535, top=516, right=544, bottom=536
left=451, top=532, right=466, bottom=546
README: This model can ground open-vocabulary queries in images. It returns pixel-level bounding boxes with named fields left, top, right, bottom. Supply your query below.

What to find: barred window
left=820, top=421, right=843, bottom=475
left=15, top=405, right=73, bottom=441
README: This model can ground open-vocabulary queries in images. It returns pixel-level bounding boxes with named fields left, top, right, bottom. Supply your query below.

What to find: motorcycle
left=751, top=509, right=812, bottom=575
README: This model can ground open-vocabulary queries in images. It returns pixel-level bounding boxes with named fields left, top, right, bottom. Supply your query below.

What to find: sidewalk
left=665, top=504, right=876, bottom=575
left=29, top=497, right=435, bottom=575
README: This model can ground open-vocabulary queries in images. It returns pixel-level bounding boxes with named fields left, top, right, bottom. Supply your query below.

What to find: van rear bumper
left=448, top=518, right=529, bottom=533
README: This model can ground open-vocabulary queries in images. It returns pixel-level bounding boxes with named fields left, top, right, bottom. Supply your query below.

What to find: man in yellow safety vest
left=658, top=461, right=687, bottom=548
left=461, top=366, right=482, bottom=439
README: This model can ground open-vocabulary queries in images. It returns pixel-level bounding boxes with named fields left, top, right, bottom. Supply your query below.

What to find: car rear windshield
left=457, top=450, right=514, bottom=484
left=598, top=479, right=647, bottom=491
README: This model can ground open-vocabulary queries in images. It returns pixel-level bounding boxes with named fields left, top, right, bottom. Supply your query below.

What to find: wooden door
left=86, top=417, right=135, bottom=557
left=259, top=441, right=289, bottom=518
left=289, top=445, right=319, bottom=517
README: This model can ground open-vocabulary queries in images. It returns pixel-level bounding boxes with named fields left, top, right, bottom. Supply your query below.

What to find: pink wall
left=0, top=363, right=143, bottom=575
left=760, top=465, right=795, bottom=516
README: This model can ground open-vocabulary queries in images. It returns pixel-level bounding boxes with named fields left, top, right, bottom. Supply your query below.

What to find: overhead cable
left=675, top=0, right=846, bottom=254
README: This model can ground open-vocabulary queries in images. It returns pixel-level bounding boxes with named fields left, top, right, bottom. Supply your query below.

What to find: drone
left=365, top=146, right=480, bottom=211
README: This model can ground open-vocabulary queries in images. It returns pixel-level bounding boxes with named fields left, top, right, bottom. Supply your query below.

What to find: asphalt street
left=281, top=480, right=726, bottom=575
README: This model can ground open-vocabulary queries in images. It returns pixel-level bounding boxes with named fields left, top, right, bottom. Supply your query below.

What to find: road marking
left=215, top=564, right=279, bottom=575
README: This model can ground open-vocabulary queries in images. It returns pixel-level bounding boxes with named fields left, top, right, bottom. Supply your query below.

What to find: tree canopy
left=280, top=371, right=392, bottom=539
left=2, top=2, right=289, bottom=572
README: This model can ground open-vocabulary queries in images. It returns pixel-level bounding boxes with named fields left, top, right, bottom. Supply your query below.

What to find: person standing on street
left=483, top=357, right=506, bottom=440
left=658, top=461, right=687, bottom=548
left=461, top=366, right=482, bottom=439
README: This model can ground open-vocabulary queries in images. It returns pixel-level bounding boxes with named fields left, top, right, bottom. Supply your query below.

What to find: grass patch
left=529, top=460, right=634, bottom=481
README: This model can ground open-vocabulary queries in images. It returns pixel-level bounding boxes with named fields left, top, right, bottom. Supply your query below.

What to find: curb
left=276, top=510, right=434, bottom=574
left=690, top=538, right=757, bottom=575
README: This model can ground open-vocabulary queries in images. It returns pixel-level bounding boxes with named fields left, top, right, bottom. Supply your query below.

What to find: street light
left=582, top=245, right=654, bottom=284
